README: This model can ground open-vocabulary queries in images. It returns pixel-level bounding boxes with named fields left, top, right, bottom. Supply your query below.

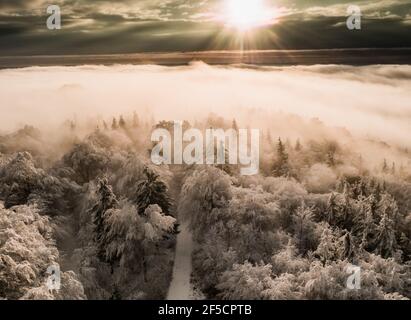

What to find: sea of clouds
left=0, top=62, right=410, bottom=149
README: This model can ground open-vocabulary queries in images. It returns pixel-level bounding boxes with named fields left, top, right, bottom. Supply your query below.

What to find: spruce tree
left=374, top=194, right=399, bottom=258
left=355, top=197, right=377, bottom=251
left=90, top=178, right=119, bottom=262
left=293, top=203, right=315, bottom=254
left=119, top=115, right=126, bottom=129
left=326, top=193, right=339, bottom=225
left=339, top=193, right=353, bottom=229
left=135, top=167, right=172, bottom=215
left=314, top=227, right=341, bottom=265
left=342, top=231, right=355, bottom=261
left=112, top=118, right=118, bottom=130
left=375, top=212, right=397, bottom=258
left=273, top=137, right=289, bottom=177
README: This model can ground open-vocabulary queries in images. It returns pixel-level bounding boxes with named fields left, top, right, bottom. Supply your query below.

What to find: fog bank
left=0, top=63, right=410, bottom=149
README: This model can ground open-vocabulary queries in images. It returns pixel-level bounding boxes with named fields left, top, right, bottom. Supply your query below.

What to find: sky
left=0, top=0, right=411, bottom=55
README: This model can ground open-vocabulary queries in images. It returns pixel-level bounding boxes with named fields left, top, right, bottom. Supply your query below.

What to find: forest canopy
left=0, top=64, right=410, bottom=300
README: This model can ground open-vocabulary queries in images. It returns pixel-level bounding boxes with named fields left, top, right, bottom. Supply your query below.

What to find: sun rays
left=224, top=0, right=278, bottom=31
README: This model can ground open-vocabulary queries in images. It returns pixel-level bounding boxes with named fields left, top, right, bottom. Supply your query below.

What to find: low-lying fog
left=0, top=63, right=410, bottom=165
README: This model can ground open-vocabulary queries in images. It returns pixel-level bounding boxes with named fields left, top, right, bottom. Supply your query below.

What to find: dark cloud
left=0, top=0, right=410, bottom=56
left=0, top=0, right=28, bottom=9
left=0, top=0, right=44, bottom=10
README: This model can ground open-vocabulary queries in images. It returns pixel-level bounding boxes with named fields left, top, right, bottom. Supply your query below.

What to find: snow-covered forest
left=0, top=64, right=410, bottom=300
left=0, top=109, right=410, bottom=300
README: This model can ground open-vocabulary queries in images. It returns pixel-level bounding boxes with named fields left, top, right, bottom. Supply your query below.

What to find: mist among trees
left=0, top=104, right=410, bottom=300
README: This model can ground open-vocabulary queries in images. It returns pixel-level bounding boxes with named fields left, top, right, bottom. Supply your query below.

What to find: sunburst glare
left=223, top=0, right=279, bottom=31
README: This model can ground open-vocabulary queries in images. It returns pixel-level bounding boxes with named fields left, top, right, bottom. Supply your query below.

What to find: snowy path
left=167, top=221, right=195, bottom=300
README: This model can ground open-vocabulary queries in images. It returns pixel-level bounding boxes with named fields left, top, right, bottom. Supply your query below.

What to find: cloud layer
left=0, top=63, right=410, bottom=151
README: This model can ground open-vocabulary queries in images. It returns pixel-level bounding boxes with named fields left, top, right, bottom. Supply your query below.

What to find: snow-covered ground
left=167, top=221, right=195, bottom=300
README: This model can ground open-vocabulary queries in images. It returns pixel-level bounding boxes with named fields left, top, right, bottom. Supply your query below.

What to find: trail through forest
left=167, top=221, right=194, bottom=300
left=167, top=167, right=196, bottom=300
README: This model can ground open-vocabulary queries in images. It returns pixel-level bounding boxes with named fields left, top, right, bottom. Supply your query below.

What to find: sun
left=224, top=0, right=277, bottom=31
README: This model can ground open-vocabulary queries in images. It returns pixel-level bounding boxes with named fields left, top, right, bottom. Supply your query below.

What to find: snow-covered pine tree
left=111, top=118, right=118, bottom=130
left=135, top=167, right=171, bottom=215
left=374, top=212, right=397, bottom=258
left=374, top=194, right=399, bottom=258
left=144, top=204, right=176, bottom=240
left=89, top=178, right=119, bottom=262
left=341, top=231, right=355, bottom=261
left=273, top=137, right=290, bottom=177
left=353, top=195, right=378, bottom=252
left=119, top=115, right=126, bottom=129
left=324, top=141, right=338, bottom=167
left=140, top=204, right=176, bottom=282
left=178, top=166, right=232, bottom=235
left=338, top=192, right=354, bottom=230
left=325, top=193, right=339, bottom=225
left=293, top=203, right=315, bottom=254
left=314, top=227, right=343, bottom=265
left=216, top=262, right=275, bottom=300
